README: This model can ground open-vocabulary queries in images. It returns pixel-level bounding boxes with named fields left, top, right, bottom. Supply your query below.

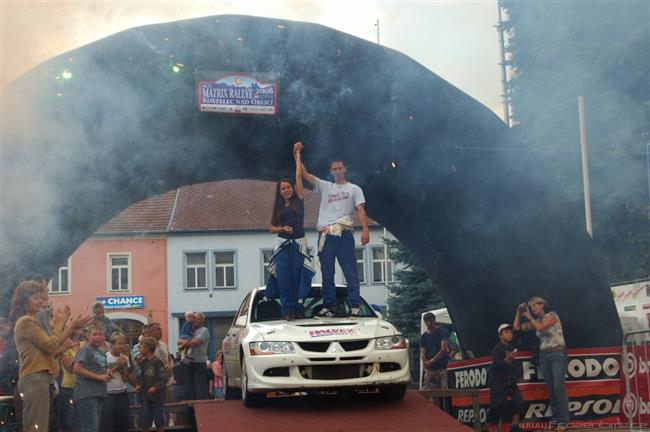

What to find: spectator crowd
left=0, top=273, right=569, bottom=432
left=0, top=276, right=224, bottom=432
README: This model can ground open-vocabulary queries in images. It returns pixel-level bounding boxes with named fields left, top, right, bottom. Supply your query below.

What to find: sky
left=0, top=0, right=505, bottom=118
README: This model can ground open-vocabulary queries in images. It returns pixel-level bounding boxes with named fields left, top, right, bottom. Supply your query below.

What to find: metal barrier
left=622, top=329, right=650, bottom=431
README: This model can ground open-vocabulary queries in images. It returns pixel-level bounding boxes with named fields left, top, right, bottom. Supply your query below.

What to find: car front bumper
left=244, top=347, right=411, bottom=393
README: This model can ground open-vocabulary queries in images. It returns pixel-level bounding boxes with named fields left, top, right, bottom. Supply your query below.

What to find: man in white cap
left=486, top=323, right=523, bottom=432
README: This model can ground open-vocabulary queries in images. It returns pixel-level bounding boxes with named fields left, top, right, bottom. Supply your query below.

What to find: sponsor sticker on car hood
left=308, top=328, right=358, bottom=338
left=249, top=318, right=396, bottom=342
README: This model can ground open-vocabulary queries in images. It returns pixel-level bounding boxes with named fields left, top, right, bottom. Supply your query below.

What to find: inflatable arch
left=1, top=15, right=620, bottom=356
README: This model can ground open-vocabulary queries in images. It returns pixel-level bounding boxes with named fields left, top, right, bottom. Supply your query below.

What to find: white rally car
left=222, top=286, right=411, bottom=407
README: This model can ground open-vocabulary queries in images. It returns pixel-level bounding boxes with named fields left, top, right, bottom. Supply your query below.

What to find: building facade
left=49, top=180, right=394, bottom=357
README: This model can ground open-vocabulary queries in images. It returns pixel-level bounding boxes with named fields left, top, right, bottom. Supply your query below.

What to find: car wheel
left=241, top=358, right=265, bottom=407
left=223, top=367, right=240, bottom=400
left=379, top=384, right=407, bottom=401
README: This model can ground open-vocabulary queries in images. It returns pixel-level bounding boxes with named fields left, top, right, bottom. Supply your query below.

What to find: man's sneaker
left=315, top=308, right=335, bottom=319
left=350, top=307, right=361, bottom=318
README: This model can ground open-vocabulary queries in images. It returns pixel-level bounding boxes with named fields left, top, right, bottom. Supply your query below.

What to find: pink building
left=49, top=191, right=175, bottom=346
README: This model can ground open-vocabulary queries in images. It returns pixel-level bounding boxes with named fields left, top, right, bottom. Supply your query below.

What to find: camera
left=518, top=304, right=529, bottom=314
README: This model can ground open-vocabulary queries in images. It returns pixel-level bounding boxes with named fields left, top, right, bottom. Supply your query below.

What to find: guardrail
left=622, top=329, right=650, bottom=431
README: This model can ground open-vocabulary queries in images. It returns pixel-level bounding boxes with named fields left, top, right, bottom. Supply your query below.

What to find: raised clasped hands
left=293, top=141, right=304, bottom=156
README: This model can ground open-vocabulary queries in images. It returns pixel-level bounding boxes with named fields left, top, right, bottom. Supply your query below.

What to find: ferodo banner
left=451, top=349, right=621, bottom=389
left=448, top=347, right=623, bottom=429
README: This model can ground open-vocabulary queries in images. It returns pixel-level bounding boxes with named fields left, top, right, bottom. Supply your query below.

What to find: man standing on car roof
left=294, top=141, right=370, bottom=318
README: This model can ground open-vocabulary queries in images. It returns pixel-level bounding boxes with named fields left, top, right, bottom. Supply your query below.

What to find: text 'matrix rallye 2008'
left=222, top=286, right=411, bottom=407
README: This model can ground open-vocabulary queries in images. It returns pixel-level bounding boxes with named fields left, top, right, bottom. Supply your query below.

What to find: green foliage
left=385, top=238, right=444, bottom=345
left=501, top=1, right=650, bottom=283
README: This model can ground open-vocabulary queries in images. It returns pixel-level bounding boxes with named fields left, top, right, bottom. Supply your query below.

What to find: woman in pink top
left=211, top=351, right=224, bottom=399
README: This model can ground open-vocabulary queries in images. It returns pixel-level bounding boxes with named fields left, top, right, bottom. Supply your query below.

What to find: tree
left=385, top=238, right=444, bottom=345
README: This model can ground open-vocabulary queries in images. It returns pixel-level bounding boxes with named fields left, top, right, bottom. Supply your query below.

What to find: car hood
left=248, top=318, right=399, bottom=342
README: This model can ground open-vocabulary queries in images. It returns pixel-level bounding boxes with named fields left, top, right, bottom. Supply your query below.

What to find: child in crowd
left=102, top=331, right=131, bottom=432
left=211, top=351, right=225, bottom=399
left=176, top=311, right=195, bottom=360
left=138, top=337, right=168, bottom=432
left=486, top=324, right=523, bottom=432
left=58, top=327, right=83, bottom=432
left=73, top=323, right=110, bottom=432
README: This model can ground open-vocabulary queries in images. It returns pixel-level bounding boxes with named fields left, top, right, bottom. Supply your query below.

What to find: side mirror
left=235, top=315, right=247, bottom=327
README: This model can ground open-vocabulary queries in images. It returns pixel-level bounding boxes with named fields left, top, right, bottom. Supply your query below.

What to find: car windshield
left=250, top=286, right=377, bottom=323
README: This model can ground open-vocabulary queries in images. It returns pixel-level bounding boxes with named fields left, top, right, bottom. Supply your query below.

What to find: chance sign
left=97, top=295, right=145, bottom=310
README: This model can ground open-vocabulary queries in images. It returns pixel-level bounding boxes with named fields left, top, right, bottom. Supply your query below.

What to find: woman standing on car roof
left=264, top=144, right=315, bottom=320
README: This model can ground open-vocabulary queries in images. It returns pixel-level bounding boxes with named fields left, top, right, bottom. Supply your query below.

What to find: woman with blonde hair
left=10, top=279, right=89, bottom=432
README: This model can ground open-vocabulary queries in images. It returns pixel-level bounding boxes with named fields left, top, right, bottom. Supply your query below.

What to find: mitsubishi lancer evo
left=221, top=286, right=411, bottom=407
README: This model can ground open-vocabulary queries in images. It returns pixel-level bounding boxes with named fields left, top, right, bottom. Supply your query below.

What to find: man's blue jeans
left=75, top=396, right=104, bottom=432
left=319, top=230, right=362, bottom=308
left=539, top=350, right=570, bottom=426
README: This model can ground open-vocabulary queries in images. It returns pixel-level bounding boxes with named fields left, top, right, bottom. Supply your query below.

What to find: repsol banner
left=449, top=347, right=623, bottom=428
left=453, top=392, right=621, bottom=426
left=449, top=348, right=622, bottom=389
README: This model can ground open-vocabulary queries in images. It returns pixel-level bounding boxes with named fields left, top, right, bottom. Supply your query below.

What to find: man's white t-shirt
left=313, top=177, right=366, bottom=230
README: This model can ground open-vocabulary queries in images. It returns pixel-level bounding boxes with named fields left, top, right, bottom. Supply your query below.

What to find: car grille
left=339, top=340, right=369, bottom=351
left=339, top=356, right=364, bottom=361
left=298, top=340, right=370, bottom=353
left=297, top=342, right=330, bottom=352
left=300, top=364, right=372, bottom=380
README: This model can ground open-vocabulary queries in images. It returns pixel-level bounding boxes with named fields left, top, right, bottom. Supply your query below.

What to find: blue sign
left=96, top=295, right=144, bottom=310
left=198, top=74, right=277, bottom=115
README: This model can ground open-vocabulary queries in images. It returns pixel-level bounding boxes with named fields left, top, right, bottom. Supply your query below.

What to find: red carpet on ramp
left=193, top=391, right=472, bottom=432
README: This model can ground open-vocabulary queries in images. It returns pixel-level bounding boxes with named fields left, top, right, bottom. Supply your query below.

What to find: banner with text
left=96, top=295, right=145, bottom=310
left=621, top=344, right=650, bottom=427
left=448, top=347, right=624, bottom=429
left=197, top=72, right=277, bottom=115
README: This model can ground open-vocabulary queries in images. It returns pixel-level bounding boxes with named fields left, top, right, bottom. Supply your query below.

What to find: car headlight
left=249, top=341, right=295, bottom=356
left=375, top=335, right=407, bottom=350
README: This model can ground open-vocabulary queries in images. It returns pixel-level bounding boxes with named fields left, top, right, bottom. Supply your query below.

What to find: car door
left=223, top=292, right=251, bottom=383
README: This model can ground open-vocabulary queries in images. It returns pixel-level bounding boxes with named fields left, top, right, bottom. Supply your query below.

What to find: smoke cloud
left=1, top=14, right=621, bottom=356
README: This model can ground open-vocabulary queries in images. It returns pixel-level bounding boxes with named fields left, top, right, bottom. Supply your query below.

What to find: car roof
left=252, top=284, right=347, bottom=292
